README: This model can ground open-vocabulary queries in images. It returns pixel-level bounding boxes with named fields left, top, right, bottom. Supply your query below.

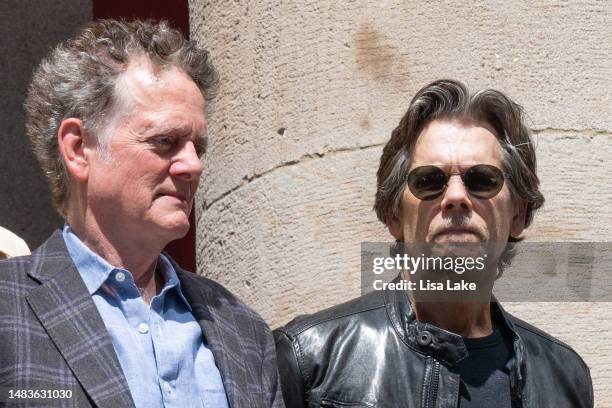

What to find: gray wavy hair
left=24, top=19, right=219, bottom=215
left=375, top=79, right=545, bottom=270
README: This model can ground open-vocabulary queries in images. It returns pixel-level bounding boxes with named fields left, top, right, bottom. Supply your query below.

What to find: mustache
left=433, top=215, right=486, bottom=241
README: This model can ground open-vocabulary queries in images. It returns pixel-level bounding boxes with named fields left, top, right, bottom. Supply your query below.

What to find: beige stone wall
left=190, top=1, right=611, bottom=404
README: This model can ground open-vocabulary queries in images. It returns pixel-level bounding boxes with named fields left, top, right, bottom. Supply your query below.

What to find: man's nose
left=440, top=175, right=472, bottom=212
left=170, top=142, right=203, bottom=181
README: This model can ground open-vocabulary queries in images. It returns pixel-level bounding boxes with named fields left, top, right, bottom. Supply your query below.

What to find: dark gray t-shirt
left=458, top=327, right=514, bottom=407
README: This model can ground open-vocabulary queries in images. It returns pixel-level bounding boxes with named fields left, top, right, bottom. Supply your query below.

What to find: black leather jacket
left=274, top=288, right=593, bottom=408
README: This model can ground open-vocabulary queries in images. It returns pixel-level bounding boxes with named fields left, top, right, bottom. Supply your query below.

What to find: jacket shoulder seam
left=512, top=319, right=589, bottom=368
left=286, top=303, right=386, bottom=336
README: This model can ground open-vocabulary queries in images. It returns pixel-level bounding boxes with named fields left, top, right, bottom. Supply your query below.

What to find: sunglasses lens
left=407, top=166, right=448, bottom=200
left=463, top=164, right=505, bottom=198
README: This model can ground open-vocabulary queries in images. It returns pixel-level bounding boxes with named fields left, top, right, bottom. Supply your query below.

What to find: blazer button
left=417, top=331, right=433, bottom=346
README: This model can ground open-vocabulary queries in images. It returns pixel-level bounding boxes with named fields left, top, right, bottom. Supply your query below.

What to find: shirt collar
left=62, top=225, right=192, bottom=310
left=157, top=252, right=192, bottom=310
left=63, top=225, right=114, bottom=295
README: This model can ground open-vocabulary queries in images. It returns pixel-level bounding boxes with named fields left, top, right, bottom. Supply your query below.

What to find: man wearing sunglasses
left=274, top=79, right=593, bottom=407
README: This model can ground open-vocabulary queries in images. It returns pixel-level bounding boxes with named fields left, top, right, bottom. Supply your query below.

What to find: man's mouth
left=157, top=192, right=189, bottom=203
left=433, top=227, right=483, bottom=241
left=438, top=228, right=477, bottom=235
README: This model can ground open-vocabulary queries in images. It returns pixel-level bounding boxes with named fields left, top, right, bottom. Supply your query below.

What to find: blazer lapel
left=26, top=231, right=135, bottom=408
left=177, top=269, right=250, bottom=408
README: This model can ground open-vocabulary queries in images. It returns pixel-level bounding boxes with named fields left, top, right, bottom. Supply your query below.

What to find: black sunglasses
left=405, top=164, right=509, bottom=201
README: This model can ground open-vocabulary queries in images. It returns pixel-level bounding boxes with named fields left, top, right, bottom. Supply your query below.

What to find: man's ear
left=57, top=118, right=91, bottom=183
left=510, top=198, right=528, bottom=238
left=388, top=216, right=404, bottom=241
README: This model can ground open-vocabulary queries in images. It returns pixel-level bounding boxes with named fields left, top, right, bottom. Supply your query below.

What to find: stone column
left=190, top=1, right=611, bottom=402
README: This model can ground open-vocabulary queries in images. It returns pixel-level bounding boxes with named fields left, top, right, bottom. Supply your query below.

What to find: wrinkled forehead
left=100, top=57, right=207, bottom=141
left=410, top=119, right=504, bottom=169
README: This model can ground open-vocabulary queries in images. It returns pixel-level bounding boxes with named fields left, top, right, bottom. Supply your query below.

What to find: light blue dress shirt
left=63, top=226, right=229, bottom=408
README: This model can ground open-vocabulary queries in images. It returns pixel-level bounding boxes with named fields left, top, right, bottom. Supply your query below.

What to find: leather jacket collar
left=384, top=286, right=527, bottom=404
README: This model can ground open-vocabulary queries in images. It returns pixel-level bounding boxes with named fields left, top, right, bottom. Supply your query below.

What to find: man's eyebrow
left=139, top=122, right=206, bottom=139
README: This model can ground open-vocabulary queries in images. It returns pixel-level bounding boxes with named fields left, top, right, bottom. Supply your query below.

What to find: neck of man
left=405, top=265, right=496, bottom=338
left=66, top=205, right=165, bottom=302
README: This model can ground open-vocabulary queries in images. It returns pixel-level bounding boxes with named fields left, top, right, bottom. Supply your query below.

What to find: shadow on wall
left=0, top=0, right=92, bottom=249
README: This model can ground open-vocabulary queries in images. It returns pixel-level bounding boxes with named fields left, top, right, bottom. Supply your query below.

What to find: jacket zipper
left=429, top=361, right=440, bottom=408
left=510, top=335, right=524, bottom=408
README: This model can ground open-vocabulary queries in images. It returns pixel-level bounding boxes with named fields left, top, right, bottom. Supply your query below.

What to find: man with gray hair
left=275, top=79, right=592, bottom=407
left=0, top=19, right=283, bottom=408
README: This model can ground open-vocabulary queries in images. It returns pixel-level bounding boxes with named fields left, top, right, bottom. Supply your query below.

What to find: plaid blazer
left=0, top=231, right=284, bottom=408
